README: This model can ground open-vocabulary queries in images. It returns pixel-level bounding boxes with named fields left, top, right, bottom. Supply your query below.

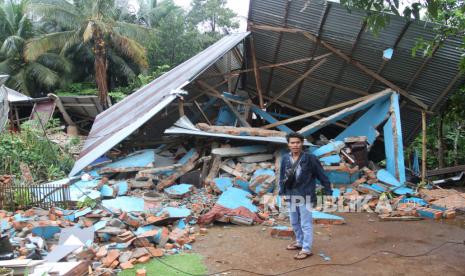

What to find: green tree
left=188, top=0, right=239, bottom=34
left=0, top=0, right=72, bottom=96
left=23, top=0, right=156, bottom=107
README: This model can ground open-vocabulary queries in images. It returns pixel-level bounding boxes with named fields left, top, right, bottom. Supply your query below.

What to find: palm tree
left=0, top=0, right=72, bottom=96
left=24, top=0, right=156, bottom=108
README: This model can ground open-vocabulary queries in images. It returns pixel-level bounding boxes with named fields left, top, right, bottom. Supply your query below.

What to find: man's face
left=288, top=137, right=303, bottom=154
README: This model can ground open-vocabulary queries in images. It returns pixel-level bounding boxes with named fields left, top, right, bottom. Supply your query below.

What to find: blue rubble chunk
left=319, top=155, right=341, bottom=165
left=102, top=149, right=155, bottom=169
left=158, top=207, right=191, bottom=218
left=70, top=178, right=101, bottom=201
left=272, top=225, right=289, bottom=231
left=100, top=185, right=114, bottom=198
left=32, top=225, right=61, bottom=239
left=358, top=184, right=383, bottom=194
left=312, top=141, right=344, bottom=157
left=391, top=186, right=415, bottom=195
left=217, top=187, right=257, bottom=212
left=93, top=220, right=107, bottom=231
left=102, top=196, right=145, bottom=212
left=177, top=149, right=198, bottom=165
left=332, top=188, right=341, bottom=198
left=319, top=252, right=331, bottom=262
left=251, top=168, right=275, bottom=194
left=370, top=183, right=388, bottom=193
left=312, top=210, right=345, bottom=223
left=377, top=169, right=401, bottom=187
left=135, top=225, right=157, bottom=236
left=14, top=214, right=32, bottom=222
left=165, top=184, right=193, bottom=197
left=116, top=181, right=129, bottom=196
left=183, top=244, right=192, bottom=250
left=175, top=219, right=187, bottom=229
left=234, top=178, right=251, bottom=192
left=399, top=197, right=427, bottom=206
left=1, top=219, right=11, bottom=232
left=74, top=207, right=92, bottom=218
left=213, top=178, right=233, bottom=192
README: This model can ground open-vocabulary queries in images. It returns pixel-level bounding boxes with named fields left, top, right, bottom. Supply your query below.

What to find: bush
left=0, top=121, right=74, bottom=182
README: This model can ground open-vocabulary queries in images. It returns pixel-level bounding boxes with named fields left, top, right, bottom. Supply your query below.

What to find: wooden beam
left=258, top=57, right=433, bottom=115
left=431, top=71, right=463, bottom=111
left=365, top=21, right=411, bottom=93
left=47, top=93, right=76, bottom=127
left=249, top=35, right=264, bottom=108
left=196, top=80, right=251, bottom=127
left=268, top=58, right=328, bottom=105
left=406, top=44, right=439, bottom=91
left=421, top=110, right=426, bottom=182
left=248, top=88, right=349, bottom=129
left=323, top=21, right=366, bottom=106
left=293, top=2, right=331, bottom=105
left=262, top=93, right=375, bottom=129
left=298, top=89, right=392, bottom=136
left=265, top=0, right=292, bottom=96
left=251, top=23, right=429, bottom=110
left=200, top=53, right=331, bottom=80
left=194, top=100, right=212, bottom=125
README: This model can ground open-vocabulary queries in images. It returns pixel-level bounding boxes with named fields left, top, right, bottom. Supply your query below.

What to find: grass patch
left=118, top=253, right=207, bottom=276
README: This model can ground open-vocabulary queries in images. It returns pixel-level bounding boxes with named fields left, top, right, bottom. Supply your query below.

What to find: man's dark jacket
left=279, top=151, right=332, bottom=203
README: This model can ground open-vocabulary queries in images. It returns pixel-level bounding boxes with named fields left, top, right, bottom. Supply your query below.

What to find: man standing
left=279, top=132, right=332, bottom=260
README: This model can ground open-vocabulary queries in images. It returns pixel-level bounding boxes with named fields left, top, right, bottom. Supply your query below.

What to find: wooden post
left=178, top=97, right=185, bottom=117
left=250, top=35, right=265, bottom=108
left=421, top=110, right=426, bottom=182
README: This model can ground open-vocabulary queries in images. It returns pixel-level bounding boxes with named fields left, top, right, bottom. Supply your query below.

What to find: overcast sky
left=173, top=0, right=250, bottom=31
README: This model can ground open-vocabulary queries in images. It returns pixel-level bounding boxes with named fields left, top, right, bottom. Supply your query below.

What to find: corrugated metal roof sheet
left=247, top=0, right=465, bottom=143
left=70, top=32, right=250, bottom=176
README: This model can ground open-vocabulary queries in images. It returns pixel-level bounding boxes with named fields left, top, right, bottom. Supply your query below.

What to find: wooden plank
left=422, top=110, right=426, bottom=182
left=268, top=58, right=327, bottom=105
left=250, top=35, right=264, bottom=108
left=262, top=94, right=374, bottom=129
left=194, top=100, right=211, bottom=125
left=211, top=145, right=268, bottom=157
left=298, top=89, right=392, bottom=136
left=196, top=80, right=251, bottom=127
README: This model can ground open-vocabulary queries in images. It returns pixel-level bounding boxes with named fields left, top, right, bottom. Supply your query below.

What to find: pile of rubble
left=1, top=131, right=464, bottom=274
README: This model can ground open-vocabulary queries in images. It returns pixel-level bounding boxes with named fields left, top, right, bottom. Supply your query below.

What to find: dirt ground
left=193, top=213, right=465, bottom=276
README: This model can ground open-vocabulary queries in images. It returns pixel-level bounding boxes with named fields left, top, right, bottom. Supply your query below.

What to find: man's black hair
left=286, top=132, right=304, bottom=142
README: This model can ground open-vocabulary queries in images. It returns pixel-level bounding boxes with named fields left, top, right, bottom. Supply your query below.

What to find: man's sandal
left=286, top=242, right=302, bottom=250
left=294, top=251, right=313, bottom=260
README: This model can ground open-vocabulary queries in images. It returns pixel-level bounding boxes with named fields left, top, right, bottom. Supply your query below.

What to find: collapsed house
left=1, top=0, right=465, bottom=274
left=0, top=74, right=103, bottom=135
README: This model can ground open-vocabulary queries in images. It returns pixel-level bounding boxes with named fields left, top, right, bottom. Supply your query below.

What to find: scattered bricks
left=119, top=212, right=141, bottom=228
left=136, top=268, right=147, bottom=276
left=109, top=260, right=119, bottom=269
left=146, top=215, right=163, bottom=224
left=199, top=228, right=208, bottom=235
left=131, top=248, right=150, bottom=259
left=102, top=249, right=120, bottom=267
left=313, top=218, right=345, bottom=225
left=120, top=261, right=134, bottom=270
left=415, top=207, right=443, bottom=220
left=137, top=255, right=151, bottom=264
left=133, top=237, right=153, bottom=248
left=119, top=251, right=132, bottom=263
left=145, top=247, right=164, bottom=257
left=443, top=209, right=456, bottom=219
left=352, top=177, right=367, bottom=186
left=270, top=226, right=295, bottom=238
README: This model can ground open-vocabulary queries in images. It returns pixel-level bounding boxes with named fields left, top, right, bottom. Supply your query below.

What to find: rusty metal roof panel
left=247, top=0, right=465, bottom=143
left=70, top=32, right=250, bottom=176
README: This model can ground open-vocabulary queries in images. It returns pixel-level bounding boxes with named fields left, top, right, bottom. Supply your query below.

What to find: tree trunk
left=438, top=111, right=445, bottom=168
left=93, top=26, right=109, bottom=109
